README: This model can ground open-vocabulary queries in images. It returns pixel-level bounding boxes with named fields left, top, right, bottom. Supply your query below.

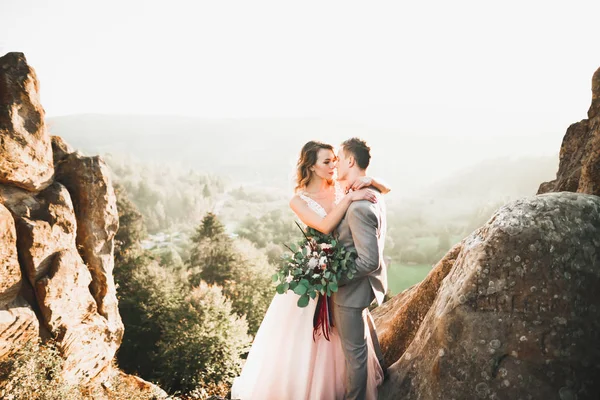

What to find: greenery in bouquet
left=272, top=222, right=357, bottom=308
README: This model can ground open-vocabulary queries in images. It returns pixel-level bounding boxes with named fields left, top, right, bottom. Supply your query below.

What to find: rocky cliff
left=374, top=67, right=600, bottom=400
left=0, top=52, right=164, bottom=398
left=538, top=67, right=600, bottom=196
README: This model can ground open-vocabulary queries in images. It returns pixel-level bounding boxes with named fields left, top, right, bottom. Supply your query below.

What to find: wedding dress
left=230, top=182, right=384, bottom=400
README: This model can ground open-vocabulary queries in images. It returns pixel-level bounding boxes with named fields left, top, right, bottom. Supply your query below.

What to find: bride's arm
left=289, top=189, right=377, bottom=235
left=348, top=176, right=391, bottom=194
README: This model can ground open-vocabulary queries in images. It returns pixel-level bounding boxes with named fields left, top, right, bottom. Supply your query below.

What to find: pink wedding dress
left=230, top=182, right=384, bottom=400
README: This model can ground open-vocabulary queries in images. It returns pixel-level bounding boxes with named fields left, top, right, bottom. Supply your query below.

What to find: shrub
left=154, top=282, right=251, bottom=394
left=0, top=340, right=82, bottom=400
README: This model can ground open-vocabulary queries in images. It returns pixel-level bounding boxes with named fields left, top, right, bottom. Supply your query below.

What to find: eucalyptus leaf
left=276, top=283, right=287, bottom=294
left=329, top=282, right=338, bottom=292
left=294, top=284, right=308, bottom=295
left=297, top=294, right=310, bottom=308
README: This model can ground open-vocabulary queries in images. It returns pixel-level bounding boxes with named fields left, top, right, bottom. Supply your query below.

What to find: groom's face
left=336, top=148, right=348, bottom=180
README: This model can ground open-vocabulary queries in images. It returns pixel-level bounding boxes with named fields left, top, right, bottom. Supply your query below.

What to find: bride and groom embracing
left=232, top=137, right=389, bottom=400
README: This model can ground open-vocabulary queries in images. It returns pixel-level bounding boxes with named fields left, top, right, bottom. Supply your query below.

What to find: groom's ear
left=348, top=155, right=356, bottom=168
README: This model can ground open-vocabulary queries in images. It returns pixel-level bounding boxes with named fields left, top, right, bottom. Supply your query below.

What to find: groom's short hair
left=341, top=137, right=371, bottom=169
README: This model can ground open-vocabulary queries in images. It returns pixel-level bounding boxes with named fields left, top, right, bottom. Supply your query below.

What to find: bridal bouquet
left=272, top=222, right=357, bottom=339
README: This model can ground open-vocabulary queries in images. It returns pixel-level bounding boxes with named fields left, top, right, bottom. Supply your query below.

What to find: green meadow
left=387, top=263, right=433, bottom=295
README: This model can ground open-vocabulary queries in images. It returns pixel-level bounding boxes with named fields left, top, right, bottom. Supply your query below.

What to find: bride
left=231, top=140, right=388, bottom=400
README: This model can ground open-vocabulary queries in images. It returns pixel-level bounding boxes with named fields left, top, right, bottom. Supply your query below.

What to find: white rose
left=319, top=256, right=328, bottom=266
left=307, top=258, right=319, bottom=269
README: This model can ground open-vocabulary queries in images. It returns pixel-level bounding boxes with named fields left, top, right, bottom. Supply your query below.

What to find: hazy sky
left=1, top=0, right=599, bottom=154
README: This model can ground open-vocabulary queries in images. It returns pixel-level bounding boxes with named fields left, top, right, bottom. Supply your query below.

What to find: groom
left=333, top=137, right=387, bottom=399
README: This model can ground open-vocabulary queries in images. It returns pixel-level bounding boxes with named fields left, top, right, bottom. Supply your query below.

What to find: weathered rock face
left=539, top=66, right=600, bottom=196
left=0, top=52, right=53, bottom=191
left=0, top=204, right=20, bottom=306
left=378, top=193, right=600, bottom=400
left=85, top=369, right=169, bottom=400
left=373, top=242, right=463, bottom=370
left=0, top=203, right=40, bottom=359
left=0, top=182, right=77, bottom=284
left=35, top=249, right=120, bottom=384
left=588, top=67, right=600, bottom=120
left=55, top=151, right=121, bottom=333
left=50, top=135, right=74, bottom=165
left=0, top=297, right=40, bottom=360
left=0, top=52, right=125, bottom=389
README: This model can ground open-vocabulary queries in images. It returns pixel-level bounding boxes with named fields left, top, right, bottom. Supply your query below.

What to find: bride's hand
left=348, top=188, right=378, bottom=203
left=347, top=176, right=373, bottom=192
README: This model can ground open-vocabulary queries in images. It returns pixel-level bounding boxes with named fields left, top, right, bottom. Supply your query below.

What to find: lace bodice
left=298, top=180, right=345, bottom=217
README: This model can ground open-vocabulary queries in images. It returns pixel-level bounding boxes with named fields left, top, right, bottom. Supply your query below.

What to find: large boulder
left=0, top=182, right=77, bottom=284
left=539, top=66, right=600, bottom=196
left=0, top=52, right=53, bottom=191
left=378, top=193, right=600, bottom=400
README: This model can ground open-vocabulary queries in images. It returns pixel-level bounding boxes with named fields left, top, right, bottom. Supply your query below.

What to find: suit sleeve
left=338, top=202, right=381, bottom=287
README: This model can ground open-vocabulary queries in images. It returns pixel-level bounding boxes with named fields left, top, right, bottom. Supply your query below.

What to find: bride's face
left=310, top=149, right=337, bottom=182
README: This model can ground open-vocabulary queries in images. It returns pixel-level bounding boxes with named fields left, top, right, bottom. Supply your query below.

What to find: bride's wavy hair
left=295, top=141, right=334, bottom=192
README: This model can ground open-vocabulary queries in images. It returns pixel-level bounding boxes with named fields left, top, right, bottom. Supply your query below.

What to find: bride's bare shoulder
left=289, top=193, right=304, bottom=208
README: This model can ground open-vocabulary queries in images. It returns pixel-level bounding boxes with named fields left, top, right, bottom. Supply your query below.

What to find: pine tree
left=192, top=212, right=225, bottom=242
left=202, top=184, right=211, bottom=198
left=189, top=212, right=236, bottom=285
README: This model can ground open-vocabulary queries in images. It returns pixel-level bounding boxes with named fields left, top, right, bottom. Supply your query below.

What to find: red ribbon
left=313, top=295, right=334, bottom=341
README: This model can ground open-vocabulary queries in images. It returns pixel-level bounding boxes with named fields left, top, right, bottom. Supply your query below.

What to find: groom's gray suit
left=332, top=189, right=387, bottom=400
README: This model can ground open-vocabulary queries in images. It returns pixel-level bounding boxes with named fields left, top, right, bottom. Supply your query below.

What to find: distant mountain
left=47, top=114, right=311, bottom=188
left=407, top=155, right=559, bottom=225
left=421, top=155, right=558, bottom=200
left=46, top=114, right=560, bottom=198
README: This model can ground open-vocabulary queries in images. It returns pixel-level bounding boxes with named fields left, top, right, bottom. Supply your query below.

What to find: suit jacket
left=332, top=191, right=387, bottom=309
